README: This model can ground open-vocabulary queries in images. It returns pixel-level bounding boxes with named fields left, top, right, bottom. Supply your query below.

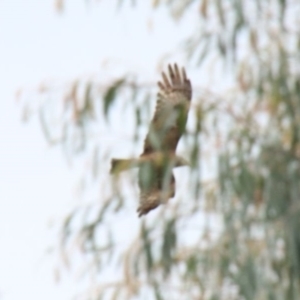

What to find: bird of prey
left=111, top=64, right=192, bottom=216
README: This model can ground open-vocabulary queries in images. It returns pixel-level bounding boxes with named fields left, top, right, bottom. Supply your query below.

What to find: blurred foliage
left=19, top=0, right=300, bottom=299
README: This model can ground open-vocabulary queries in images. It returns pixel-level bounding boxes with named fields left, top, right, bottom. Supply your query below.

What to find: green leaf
left=161, top=218, right=176, bottom=277
left=83, top=82, right=94, bottom=119
left=185, top=255, right=197, bottom=278
left=141, top=222, right=153, bottom=276
left=215, top=0, right=225, bottom=26
left=154, top=281, right=164, bottom=300
left=103, top=79, right=125, bottom=119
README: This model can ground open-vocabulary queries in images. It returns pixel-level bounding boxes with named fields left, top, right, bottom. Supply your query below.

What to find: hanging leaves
left=103, top=78, right=125, bottom=119
left=161, top=218, right=177, bottom=277
left=141, top=222, right=154, bottom=276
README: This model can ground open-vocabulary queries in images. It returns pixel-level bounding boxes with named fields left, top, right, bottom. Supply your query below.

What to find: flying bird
left=111, top=64, right=192, bottom=216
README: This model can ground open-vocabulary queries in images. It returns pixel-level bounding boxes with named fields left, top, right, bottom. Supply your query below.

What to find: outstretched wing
left=142, top=63, right=192, bottom=155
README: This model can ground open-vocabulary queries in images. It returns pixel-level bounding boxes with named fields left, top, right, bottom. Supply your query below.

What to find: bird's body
left=111, top=64, right=192, bottom=216
left=137, top=156, right=176, bottom=216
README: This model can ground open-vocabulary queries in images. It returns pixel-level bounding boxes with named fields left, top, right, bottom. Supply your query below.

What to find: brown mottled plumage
left=110, top=64, right=192, bottom=216
left=142, top=64, right=192, bottom=155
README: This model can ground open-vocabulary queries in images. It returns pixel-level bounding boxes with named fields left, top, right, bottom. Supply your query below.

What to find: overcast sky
left=0, top=1, right=202, bottom=299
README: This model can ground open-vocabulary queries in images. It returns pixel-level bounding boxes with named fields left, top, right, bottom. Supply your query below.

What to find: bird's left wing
left=142, top=64, right=192, bottom=155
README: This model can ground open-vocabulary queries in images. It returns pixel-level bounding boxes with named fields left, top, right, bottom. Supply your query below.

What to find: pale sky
left=0, top=1, right=201, bottom=299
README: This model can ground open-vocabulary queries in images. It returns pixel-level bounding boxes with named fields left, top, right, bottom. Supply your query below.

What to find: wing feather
left=142, top=63, right=192, bottom=155
left=162, top=71, right=171, bottom=89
